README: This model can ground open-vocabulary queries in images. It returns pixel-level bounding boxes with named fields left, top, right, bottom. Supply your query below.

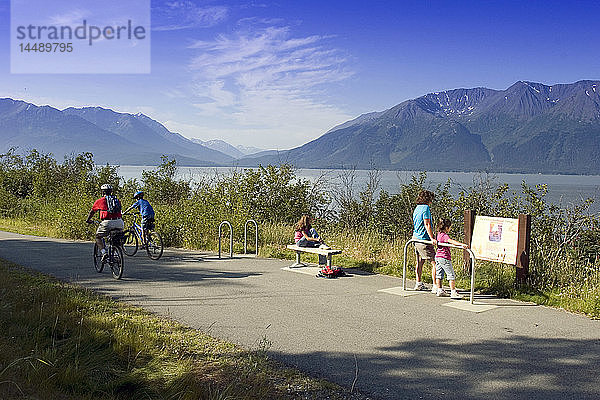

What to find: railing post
left=402, top=239, right=414, bottom=291
left=403, top=238, right=477, bottom=304
left=468, top=249, right=476, bottom=304
left=218, top=221, right=233, bottom=259
left=244, top=219, right=258, bottom=255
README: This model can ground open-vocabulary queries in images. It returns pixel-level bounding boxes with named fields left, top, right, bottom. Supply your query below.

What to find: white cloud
left=187, top=22, right=355, bottom=148
left=48, top=10, right=90, bottom=26
left=161, top=88, right=188, bottom=99
left=152, top=1, right=227, bottom=31
left=200, top=80, right=236, bottom=107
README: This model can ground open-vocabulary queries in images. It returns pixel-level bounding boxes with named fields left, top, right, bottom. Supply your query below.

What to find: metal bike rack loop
left=244, top=219, right=258, bottom=255
left=403, top=238, right=477, bottom=304
left=218, top=221, right=233, bottom=259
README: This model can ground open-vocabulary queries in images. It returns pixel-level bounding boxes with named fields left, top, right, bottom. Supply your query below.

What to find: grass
left=0, top=217, right=58, bottom=238
left=0, top=258, right=366, bottom=400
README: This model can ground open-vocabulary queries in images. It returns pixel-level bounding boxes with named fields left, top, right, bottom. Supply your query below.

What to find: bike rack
left=244, top=219, right=258, bottom=255
left=218, top=221, right=233, bottom=259
left=403, top=239, right=477, bottom=304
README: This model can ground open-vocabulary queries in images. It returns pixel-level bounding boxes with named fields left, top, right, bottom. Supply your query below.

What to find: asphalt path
left=1, top=230, right=599, bottom=400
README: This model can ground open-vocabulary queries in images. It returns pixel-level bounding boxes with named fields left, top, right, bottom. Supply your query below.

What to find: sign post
left=463, top=210, right=476, bottom=273
left=516, top=214, right=531, bottom=283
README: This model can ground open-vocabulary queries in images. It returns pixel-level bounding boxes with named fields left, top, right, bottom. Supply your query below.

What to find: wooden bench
left=286, top=244, right=342, bottom=268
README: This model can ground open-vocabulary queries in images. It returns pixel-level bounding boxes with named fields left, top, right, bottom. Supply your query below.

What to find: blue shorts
left=435, top=257, right=456, bottom=281
left=141, top=216, right=155, bottom=230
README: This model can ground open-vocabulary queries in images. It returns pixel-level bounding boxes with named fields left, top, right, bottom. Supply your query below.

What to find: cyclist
left=86, top=184, right=124, bottom=261
left=124, top=191, right=155, bottom=247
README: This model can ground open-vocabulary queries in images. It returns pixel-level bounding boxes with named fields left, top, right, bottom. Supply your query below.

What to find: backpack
left=317, top=265, right=345, bottom=278
left=105, top=195, right=122, bottom=214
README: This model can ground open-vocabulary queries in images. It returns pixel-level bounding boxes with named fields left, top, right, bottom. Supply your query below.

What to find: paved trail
left=1, top=230, right=599, bottom=400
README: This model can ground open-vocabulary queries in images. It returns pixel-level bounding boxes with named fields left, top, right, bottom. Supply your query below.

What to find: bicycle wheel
left=93, top=243, right=104, bottom=273
left=122, top=229, right=138, bottom=256
left=108, top=245, right=124, bottom=279
left=146, top=230, right=163, bottom=260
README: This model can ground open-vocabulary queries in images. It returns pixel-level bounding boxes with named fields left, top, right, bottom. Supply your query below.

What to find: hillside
left=242, top=80, right=600, bottom=174
left=0, top=99, right=233, bottom=166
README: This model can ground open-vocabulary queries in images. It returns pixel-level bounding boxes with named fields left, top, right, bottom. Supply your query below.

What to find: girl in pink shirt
left=435, top=218, right=468, bottom=299
left=294, top=214, right=328, bottom=265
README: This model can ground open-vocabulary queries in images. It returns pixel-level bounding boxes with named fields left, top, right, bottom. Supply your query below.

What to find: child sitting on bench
left=294, top=214, right=329, bottom=265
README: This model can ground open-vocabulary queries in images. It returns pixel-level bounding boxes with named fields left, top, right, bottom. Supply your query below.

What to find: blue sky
left=1, top=0, right=600, bottom=149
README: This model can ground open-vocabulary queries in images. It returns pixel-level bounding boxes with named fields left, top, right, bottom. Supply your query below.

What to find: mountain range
left=0, top=99, right=233, bottom=166
left=189, top=139, right=265, bottom=159
left=2, top=80, right=600, bottom=174
left=243, top=80, right=600, bottom=174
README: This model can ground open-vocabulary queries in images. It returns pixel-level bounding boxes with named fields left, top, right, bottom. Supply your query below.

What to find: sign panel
left=470, top=216, right=519, bottom=265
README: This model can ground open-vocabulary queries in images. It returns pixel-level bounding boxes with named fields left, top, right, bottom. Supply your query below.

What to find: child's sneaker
left=319, top=244, right=331, bottom=250
left=450, top=290, right=463, bottom=300
left=436, top=288, right=448, bottom=297
left=413, top=282, right=427, bottom=291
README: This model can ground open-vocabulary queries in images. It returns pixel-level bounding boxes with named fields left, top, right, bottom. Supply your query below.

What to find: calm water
left=117, top=166, right=600, bottom=213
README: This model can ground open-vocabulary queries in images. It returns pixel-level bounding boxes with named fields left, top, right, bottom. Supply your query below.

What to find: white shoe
left=431, top=285, right=438, bottom=294
left=436, top=288, right=448, bottom=297
left=319, top=244, right=331, bottom=250
left=451, top=290, right=463, bottom=300
left=413, top=282, right=427, bottom=291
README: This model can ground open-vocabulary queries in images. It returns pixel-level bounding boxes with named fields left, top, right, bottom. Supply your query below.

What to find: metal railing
left=218, top=221, right=233, bottom=259
left=244, top=219, right=258, bottom=255
left=403, top=238, right=477, bottom=304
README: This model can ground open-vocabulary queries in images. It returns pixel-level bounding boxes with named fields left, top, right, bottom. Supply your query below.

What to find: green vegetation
left=0, top=149, right=599, bottom=318
left=0, top=258, right=359, bottom=399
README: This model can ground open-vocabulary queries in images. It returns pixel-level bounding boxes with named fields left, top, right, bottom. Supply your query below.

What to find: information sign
left=470, top=216, right=519, bottom=265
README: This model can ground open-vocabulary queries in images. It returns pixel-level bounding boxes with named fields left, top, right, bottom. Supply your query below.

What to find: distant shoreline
left=105, top=164, right=600, bottom=178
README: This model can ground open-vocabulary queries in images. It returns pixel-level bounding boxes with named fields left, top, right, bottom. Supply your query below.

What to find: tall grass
left=0, top=259, right=361, bottom=399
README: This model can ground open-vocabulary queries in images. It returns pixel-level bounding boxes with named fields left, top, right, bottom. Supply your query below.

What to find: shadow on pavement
left=272, top=336, right=600, bottom=400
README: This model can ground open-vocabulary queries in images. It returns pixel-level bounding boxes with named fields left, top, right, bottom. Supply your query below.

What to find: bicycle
left=122, top=213, right=163, bottom=260
left=92, top=224, right=124, bottom=279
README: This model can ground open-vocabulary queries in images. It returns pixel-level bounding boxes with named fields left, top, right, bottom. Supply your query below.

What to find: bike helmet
left=100, top=183, right=114, bottom=194
left=133, top=190, right=144, bottom=199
